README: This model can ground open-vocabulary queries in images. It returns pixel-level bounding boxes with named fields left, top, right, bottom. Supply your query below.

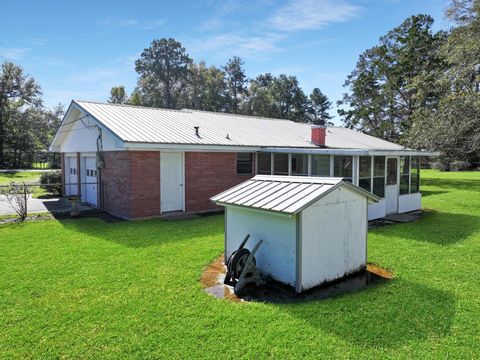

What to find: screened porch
left=255, top=151, right=422, bottom=219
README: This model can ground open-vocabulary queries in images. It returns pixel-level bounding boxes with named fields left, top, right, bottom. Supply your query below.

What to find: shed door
left=385, top=157, right=399, bottom=214
left=160, top=152, right=184, bottom=212
left=84, top=157, right=98, bottom=206
left=65, top=156, right=78, bottom=196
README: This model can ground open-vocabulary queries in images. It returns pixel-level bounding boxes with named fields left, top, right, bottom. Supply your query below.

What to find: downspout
left=96, top=127, right=104, bottom=211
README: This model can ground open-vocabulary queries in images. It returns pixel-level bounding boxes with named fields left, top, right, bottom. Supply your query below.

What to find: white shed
left=211, top=175, right=379, bottom=293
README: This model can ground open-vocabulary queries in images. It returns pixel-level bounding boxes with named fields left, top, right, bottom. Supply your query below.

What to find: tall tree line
left=338, top=0, right=480, bottom=166
left=0, top=62, right=63, bottom=168
left=109, top=38, right=332, bottom=124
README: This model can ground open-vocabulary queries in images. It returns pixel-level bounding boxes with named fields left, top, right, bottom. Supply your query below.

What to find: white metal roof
left=211, top=175, right=379, bottom=215
left=58, top=100, right=406, bottom=150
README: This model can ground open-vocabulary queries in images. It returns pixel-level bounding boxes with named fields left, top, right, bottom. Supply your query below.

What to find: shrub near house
left=39, top=171, right=62, bottom=196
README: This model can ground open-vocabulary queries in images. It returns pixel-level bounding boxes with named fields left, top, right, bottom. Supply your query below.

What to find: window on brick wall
left=237, top=153, right=253, bottom=175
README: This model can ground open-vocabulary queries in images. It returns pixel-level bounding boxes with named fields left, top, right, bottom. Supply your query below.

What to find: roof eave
left=213, top=202, right=295, bottom=217
left=260, top=147, right=439, bottom=156
left=211, top=177, right=380, bottom=216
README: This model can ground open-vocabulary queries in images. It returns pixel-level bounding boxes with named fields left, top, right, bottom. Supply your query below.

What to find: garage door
left=84, top=157, right=98, bottom=206
left=65, top=156, right=78, bottom=196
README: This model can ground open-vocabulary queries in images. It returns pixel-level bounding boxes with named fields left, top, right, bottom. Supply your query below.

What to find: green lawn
left=0, top=171, right=52, bottom=197
left=0, top=171, right=43, bottom=185
left=1, top=170, right=479, bottom=359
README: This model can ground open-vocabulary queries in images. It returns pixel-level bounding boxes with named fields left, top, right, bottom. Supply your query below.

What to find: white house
left=50, top=100, right=437, bottom=220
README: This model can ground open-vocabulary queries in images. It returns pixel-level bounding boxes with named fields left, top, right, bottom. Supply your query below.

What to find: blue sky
left=1, top=0, right=449, bottom=123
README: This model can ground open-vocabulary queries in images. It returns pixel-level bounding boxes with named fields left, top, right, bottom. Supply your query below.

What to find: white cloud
left=0, top=47, right=30, bottom=60
left=68, top=68, right=123, bottom=84
left=140, top=20, right=165, bottom=30
left=20, top=38, right=47, bottom=46
left=101, top=17, right=140, bottom=27
left=188, top=32, right=284, bottom=60
left=269, top=0, right=360, bottom=32
left=198, top=18, right=225, bottom=31
left=44, top=57, right=72, bottom=68
left=100, top=17, right=165, bottom=30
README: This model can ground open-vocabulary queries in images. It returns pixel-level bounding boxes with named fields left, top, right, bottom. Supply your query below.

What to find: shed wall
left=225, top=206, right=297, bottom=287
left=368, top=199, right=386, bottom=220
left=300, top=187, right=367, bottom=291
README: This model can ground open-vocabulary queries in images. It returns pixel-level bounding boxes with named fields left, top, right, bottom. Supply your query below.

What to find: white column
left=329, top=155, right=334, bottom=177
left=288, top=154, right=292, bottom=176
left=408, top=156, right=412, bottom=194
left=270, top=153, right=274, bottom=175
left=353, top=156, right=359, bottom=185
left=307, top=154, right=312, bottom=176
left=370, top=156, right=374, bottom=193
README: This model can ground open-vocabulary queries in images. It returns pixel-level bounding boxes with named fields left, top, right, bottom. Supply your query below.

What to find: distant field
left=0, top=171, right=43, bottom=185
left=31, top=162, right=51, bottom=169
left=0, top=171, right=55, bottom=197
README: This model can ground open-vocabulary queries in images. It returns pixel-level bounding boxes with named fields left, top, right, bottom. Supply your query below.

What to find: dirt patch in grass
left=201, top=255, right=393, bottom=303
left=200, top=255, right=241, bottom=302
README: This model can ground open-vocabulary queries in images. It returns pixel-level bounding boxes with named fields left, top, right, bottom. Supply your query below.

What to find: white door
left=160, top=152, right=184, bottom=212
left=84, top=157, right=98, bottom=206
left=385, top=157, right=398, bottom=214
left=65, top=156, right=78, bottom=196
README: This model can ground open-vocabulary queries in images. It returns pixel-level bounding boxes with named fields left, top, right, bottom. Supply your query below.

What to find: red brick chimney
left=311, top=125, right=327, bottom=146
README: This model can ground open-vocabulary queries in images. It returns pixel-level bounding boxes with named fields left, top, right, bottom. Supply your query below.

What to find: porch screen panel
left=311, top=155, right=330, bottom=176
left=257, top=153, right=271, bottom=174
left=291, top=154, right=308, bottom=176
left=400, top=156, right=410, bottom=195
left=410, top=157, right=420, bottom=193
left=358, top=156, right=372, bottom=192
left=273, top=153, right=289, bottom=175
left=372, top=156, right=385, bottom=197
left=333, top=156, right=352, bottom=182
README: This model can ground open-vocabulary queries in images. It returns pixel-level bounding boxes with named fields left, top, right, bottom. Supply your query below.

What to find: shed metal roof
left=62, top=100, right=405, bottom=150
left=211, top=175, right=379, bottom=215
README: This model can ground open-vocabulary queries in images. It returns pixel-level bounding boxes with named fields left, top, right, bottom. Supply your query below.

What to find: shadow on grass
left=36, top=194, right=60, bottom=199
left=422, top=178, right=480, bottom=191
left=374, top=209, right=479, bottom=245
left=58, top=215, right=224, bottom=248
left=420, top=189, right=449, bottom=197
left=284, top=279, right=455, bottom=348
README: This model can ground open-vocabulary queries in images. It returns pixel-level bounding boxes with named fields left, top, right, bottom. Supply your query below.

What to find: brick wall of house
left=129, top=151, right=160, bottom=218
left=91, top=150, right=253, bottom=219
left=101, top=151, right=161, bottom=219
left=102, top=151, right=131, bottom=219
left=184, top=152, right=254, bottom=212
